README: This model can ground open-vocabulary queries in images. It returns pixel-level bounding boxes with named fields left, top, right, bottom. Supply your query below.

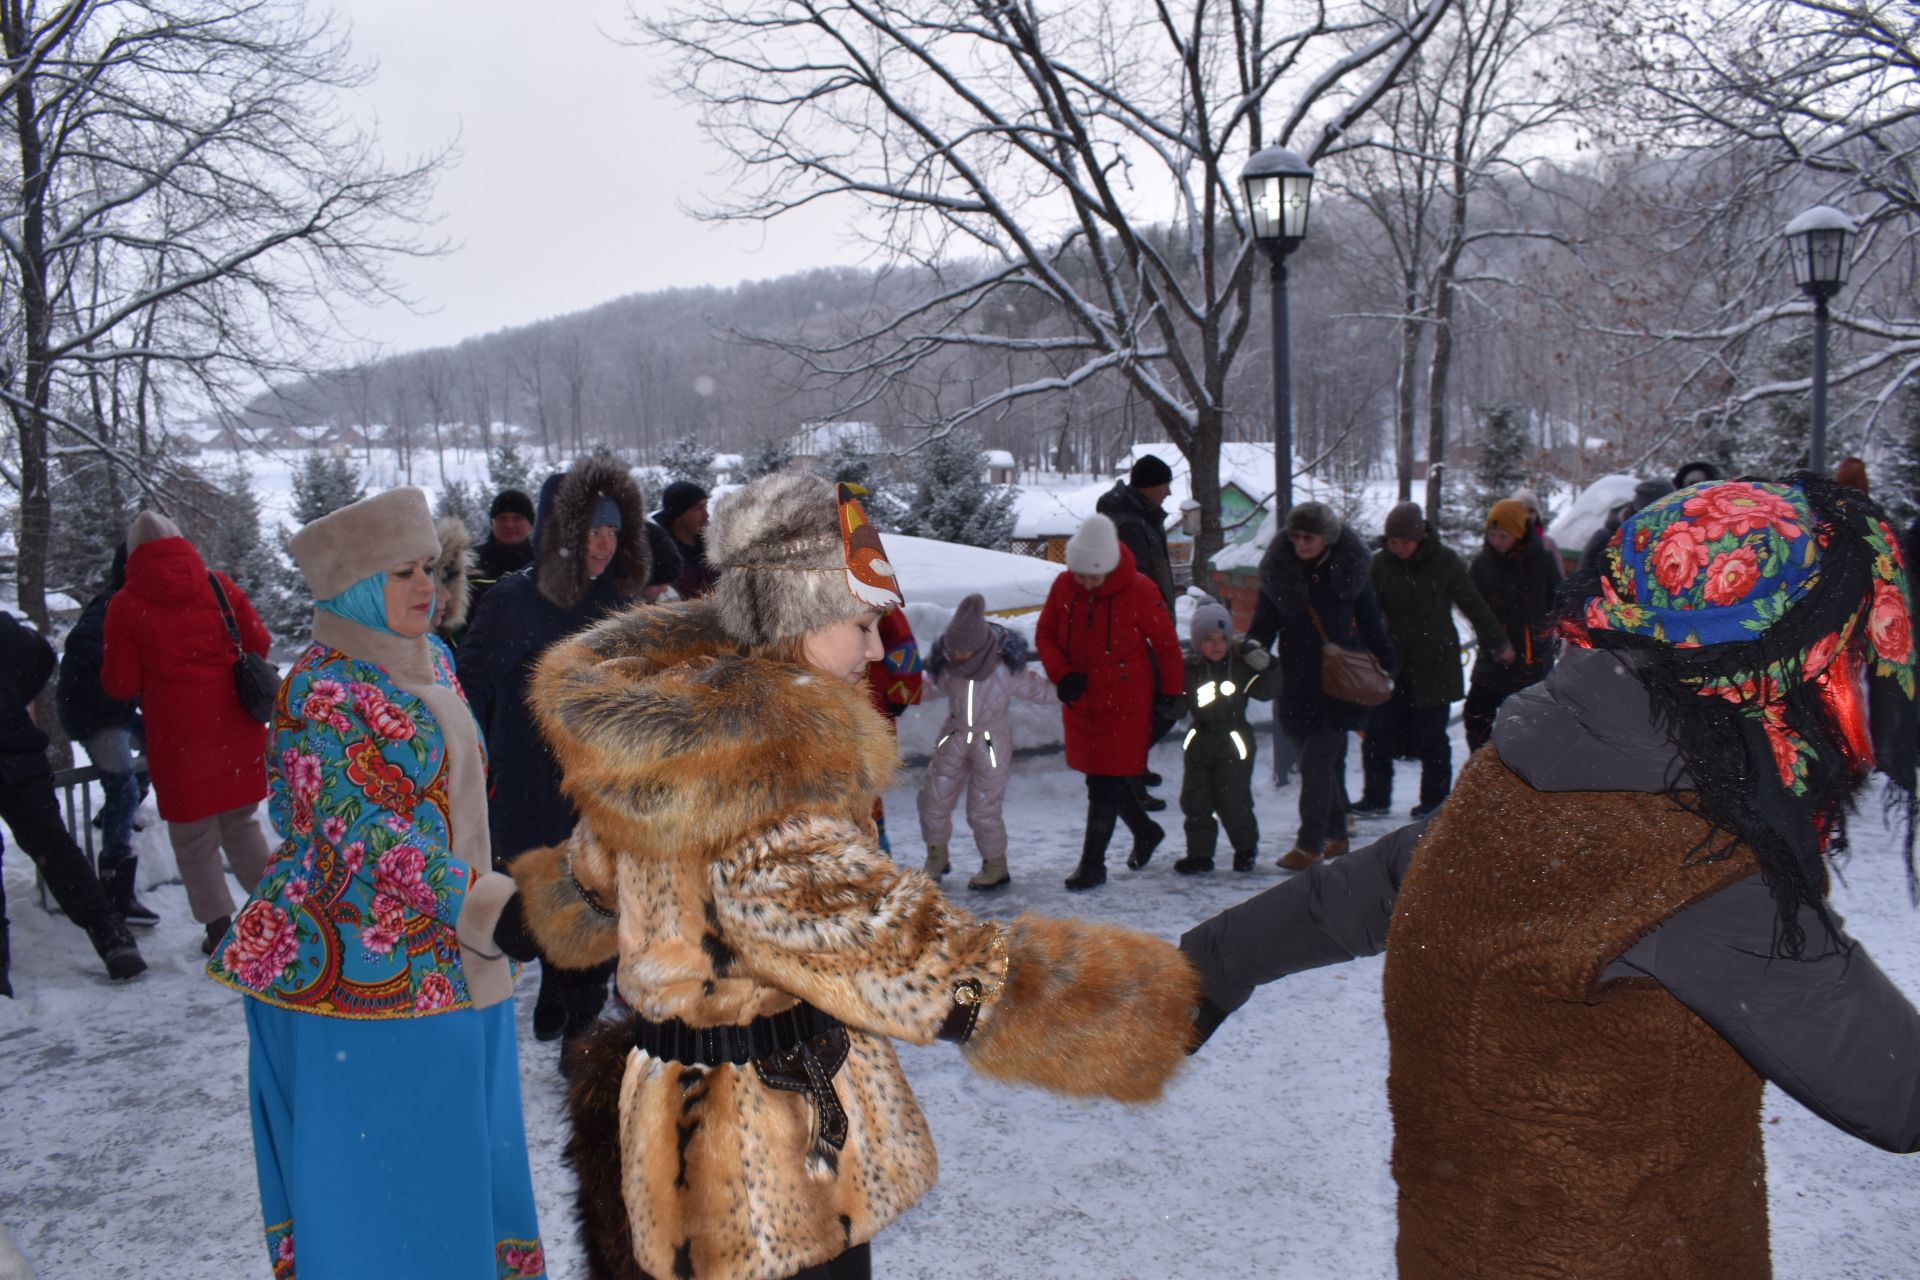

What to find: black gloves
left=1056, top=672, right=1088, bottom=705
left=1189, top=995, right=1231, bottom=1054
left=493, top=893, right=541, bottom=964
left=1153, top=692, right=1184, bottom=723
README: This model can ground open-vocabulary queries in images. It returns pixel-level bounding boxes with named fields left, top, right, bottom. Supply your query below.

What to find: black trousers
left=1288, top=726, right=1350, bottom=852
left=1180, top=744, right=1258, bottom=859
left=0, top=770, right=112, bottom=933
left=1360, top=680, right=1453, bottom=809
left=1084, top=773, right=1158, bottom=861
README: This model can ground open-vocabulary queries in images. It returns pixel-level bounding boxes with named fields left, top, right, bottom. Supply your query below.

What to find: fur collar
left=529, top=597, right=899, bottom=860
left=433, top=516, right=474, bottom=632
left=1258, top=523, right=1371, bottom=616
left=535, top=455, right=651, bottom=609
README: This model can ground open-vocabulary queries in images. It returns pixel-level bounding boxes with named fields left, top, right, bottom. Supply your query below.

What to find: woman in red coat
left=1037, top=513, right=1183, bottom=890
left=102, top=511, right=272, bottom=954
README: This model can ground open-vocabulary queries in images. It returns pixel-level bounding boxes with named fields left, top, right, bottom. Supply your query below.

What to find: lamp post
left=1242, top=145, right=1314, bottom=520
left=1783, top=205, right=1857, bottom=475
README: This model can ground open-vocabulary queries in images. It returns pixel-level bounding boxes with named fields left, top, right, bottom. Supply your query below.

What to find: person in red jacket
left=102, top=511, right=273, bottom=955
left=1037, top=513, right=1184, bottom=890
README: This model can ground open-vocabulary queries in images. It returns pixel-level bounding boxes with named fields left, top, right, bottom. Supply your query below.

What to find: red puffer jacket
left=102, top=536, right=270, bottom=823
left=1035, top=545, right=1183, bottom=777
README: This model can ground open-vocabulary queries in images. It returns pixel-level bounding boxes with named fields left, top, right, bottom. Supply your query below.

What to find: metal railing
left=34, top=758, right=150, bottom=911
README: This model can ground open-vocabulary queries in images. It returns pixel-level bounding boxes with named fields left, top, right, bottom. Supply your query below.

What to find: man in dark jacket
left=55, top=543, right=154, bottom=925
left=1247, top=502, right=1397, bottom=870
left=1464, top=498, right=1562, bottom=751
left=654, top=479, right=718, bottom=600
left=464, top=487, right=537, bottom=627
left=458, top=454, right=650, bottom=1045
left=1095, top=453, right=1178, bottom=614
left=1181, top=477, right=1920, bottom=1277
left=0, top=610, right=145, bottom=993
left=1360, top=502, right=1511, bottom=818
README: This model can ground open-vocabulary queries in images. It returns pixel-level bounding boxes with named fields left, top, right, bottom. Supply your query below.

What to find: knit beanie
left=1485, top=499, right=1529, bottom=541
left=1571, top=476, right=1916, bottom=956
left=1189, top=601, right=1233, bottom=647
left=1285, top=501, right=1342, bottom=542
left=945, top=592, right=992, bottom=656
left=1672, top=460, right=1723, bottom=490
left=590, top=493, right=625, bottom=530
left=1511, top=488, right=1544, bottom=519
left=126, top=511, right=181, bottom=550
left=489, top=488, right=535, bottom=521
left=1065, top=513, right=1122, bottom=575
left=707, top=473, right=904, bottom=645
left=657, top=480, right=709, bottom=526
left=288, top=488, right=440, bottom=600
left=1130, top=453, right=1173, bottom=488
left=1383, top=502, right=1426, bottom=542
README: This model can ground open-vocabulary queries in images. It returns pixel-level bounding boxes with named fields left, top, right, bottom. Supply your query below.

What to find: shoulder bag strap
left=207, top=572, right=244, bottom=657
left=1305, top=602, right=1331, bottom=644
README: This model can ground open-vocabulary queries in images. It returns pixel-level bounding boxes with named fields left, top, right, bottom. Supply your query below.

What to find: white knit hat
left=125, top=511, right=182, bottom=551
left=1065, top=513, right=1121, bottom=575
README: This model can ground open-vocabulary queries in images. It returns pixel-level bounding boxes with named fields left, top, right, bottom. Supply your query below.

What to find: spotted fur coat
left=516, top=598, right=1201, bottom=1280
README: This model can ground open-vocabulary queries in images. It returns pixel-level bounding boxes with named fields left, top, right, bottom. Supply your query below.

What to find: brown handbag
left=1307, top=604, right=1393, bottom=706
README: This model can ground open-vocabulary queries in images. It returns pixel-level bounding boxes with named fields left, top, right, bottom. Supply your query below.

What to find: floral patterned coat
left=207, top=636, right=514, bottom=1017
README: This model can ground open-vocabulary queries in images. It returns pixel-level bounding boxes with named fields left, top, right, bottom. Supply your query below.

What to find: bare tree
left=641, top=0, right=1454, bottom=564
left=0, top=0, right=443, bottom=632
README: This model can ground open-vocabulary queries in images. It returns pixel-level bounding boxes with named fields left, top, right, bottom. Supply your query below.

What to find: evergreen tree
left=1736, top=334, right=1813, bottom=480
left=895, top=429, right=1016, bottom=548
left=1471, top=405, right=1532, bottom=519
left=202, top=462, right=301, bottom=637
left=737, top=433, right=795, bottom=481
left=45, top=445, right=131, bottom=601
left=661, top=433, right=716, bottom=489
left=812, top=438, right=905, bottom=529
left=489, top=438, right=534, bottom=496
left=435, top=479, right=487, bottom=541
left=289, top=452, right=366, bottom=523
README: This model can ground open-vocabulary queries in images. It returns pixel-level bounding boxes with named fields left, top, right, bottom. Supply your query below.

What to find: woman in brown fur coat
left=493, top=472, right=1200, bottom=1280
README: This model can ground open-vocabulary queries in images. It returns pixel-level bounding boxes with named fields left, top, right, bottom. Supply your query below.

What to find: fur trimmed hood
left=529, top=596, right=899, bottom=860
left=1257, top=522, right=1371, bottom=617
left=433, top=515, right=474, bottom=632
left=534, top=454, right=650, bottom=609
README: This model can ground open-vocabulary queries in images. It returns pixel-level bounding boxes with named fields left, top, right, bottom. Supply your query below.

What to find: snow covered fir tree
left=894, top=429, right=1016, bottom=549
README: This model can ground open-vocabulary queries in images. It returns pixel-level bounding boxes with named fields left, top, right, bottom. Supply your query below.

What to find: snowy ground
left=4, top=715, right=1920, bottom=1279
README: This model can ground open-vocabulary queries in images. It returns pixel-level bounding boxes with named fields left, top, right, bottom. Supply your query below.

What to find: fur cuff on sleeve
left=512, top=842, right=620, bottom=971
left=453, top=870, right=519, bottom=1010
left=962, top=914, right=1201, bottom=1103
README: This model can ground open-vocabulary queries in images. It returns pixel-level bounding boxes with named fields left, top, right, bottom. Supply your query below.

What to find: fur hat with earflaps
left=433, top=515, right=475, bottom=632
left=707, top=473, right=905, bottom=645
left=288, top=488, right=440, bottom=599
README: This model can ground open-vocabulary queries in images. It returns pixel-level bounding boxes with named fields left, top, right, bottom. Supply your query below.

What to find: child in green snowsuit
left=1174, top=603, right=1276, bottom=874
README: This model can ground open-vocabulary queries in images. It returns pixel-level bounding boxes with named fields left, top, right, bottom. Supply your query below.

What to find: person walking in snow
left=1246, top=502, right=1397, bottom=872
left=918, top=593, right=1056, bottom=891
left=491, top=473, right=1200, bottom=1280
left=1183, top=476, right=1920, bottom=1278
left=1464, top=498, right=1563, bottom=752
left=208, top=487, right=542, bottom=1280
left=0, top=609, right=146, bottom=994
left=102, top=511, right=272, bottom=956
left=1171, top=602, right=1275, bottom=875
left=1036, top=513, right=1184, bottom=890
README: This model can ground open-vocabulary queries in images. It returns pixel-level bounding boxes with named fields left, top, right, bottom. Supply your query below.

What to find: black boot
left=1231, top=847, right=1258, bottom=873
left=1126, top=821, right=1165, bottom=871
left=201, top=915, right=232, bottom=956
left=87, top=914, right=147, bottom=980
left=1067, top=802, right=1116, bottom=891
left=1172, top=853, right=1214, bottom=875
left=533, top=966, right=567, bottom=1042
left=101, top=858, right=158, bottom=929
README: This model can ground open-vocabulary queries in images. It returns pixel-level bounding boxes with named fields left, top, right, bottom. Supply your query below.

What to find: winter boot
left=1350, top=795, right=1390, bottom=816
left=88, top=914, right=147, bottom=980
left=533, top=971, right=567, bottom=1042
left=1067, top=805, right=1116, bottom=891
left=1277, top=844, right=1322, bottom=872
left=1231, top=847, right=1258, bottom=873
left=201, top=915, right=231, bottom=957
left=922, top=843, right=950, bottom=878
left=1321, top=834, right=1351, bottom=861
left=967, top=857, right=1011, bottom=892
left=1125, top=820, right=1165, bottom=871
left=101, top=858, right=158, bottom=929
left=1172, top=853, right=1215, bottom=875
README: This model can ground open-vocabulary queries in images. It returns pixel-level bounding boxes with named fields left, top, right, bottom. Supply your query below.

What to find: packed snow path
left=4, top=732, right=1918, bottom=1278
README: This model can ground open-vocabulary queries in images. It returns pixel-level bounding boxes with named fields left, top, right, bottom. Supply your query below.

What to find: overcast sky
left=326, top=0, right=863, bottom=356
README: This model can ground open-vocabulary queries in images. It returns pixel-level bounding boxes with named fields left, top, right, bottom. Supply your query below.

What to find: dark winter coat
left=1247, top=525, right=1398, bottom=738
left=101, top=537, right=269, bottom=823
left=1180, top=648, right=1275, bottom=760
left=0, top=611, right=56, bottom=780
left=457, top=457, right=651, bottom=864
left=465, top=535, right=533, bottom=630
left=1469, top=531, right=1561, bottom=678
left=1369, top=534, right=1506, bottom=708
left=57, top=593, right=136, bottom=742
left=1095, top=480, right=1177, bottom=613
left=661, top=524, right=719, bottom=600
left=1181, top=646, right=1920, bottom=1275
left=644, top=519, right=683, bottom=591
left=1035, top=544, right=1183, bottom=777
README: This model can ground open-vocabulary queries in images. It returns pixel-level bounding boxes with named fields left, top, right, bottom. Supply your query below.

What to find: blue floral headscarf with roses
left=1570, top=475, right=1916, bottom=956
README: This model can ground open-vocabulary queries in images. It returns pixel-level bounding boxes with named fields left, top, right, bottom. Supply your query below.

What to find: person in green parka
left=1356, top=502, right=1513, bottom=818
left=1172, top=603, right=1277, bottom=874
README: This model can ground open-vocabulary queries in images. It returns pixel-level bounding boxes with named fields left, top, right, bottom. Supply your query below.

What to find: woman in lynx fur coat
left=496, top=473, right=1200, bottom=1280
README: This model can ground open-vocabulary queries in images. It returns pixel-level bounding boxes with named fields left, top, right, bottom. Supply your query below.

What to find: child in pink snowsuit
left=918, top=593, right=1056, bottom=891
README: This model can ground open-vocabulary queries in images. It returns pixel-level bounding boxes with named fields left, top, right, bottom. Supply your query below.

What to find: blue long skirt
left=245, top=998, right=546, bottom=1279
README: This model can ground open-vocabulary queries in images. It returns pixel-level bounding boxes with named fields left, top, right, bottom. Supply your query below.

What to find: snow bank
left=1547, top=473, right=1639, bottom=554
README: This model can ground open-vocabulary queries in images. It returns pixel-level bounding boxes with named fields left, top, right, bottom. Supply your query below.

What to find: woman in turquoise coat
left=207, top=487, right=543, bottom=1280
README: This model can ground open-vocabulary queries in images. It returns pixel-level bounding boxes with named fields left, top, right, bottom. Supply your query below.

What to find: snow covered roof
left=984, top=449, right=1015, bottom=470
left=886, top=533, right=1062, bottom=613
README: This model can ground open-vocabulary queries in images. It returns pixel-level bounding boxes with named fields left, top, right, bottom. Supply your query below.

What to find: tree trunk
left=1396, top=288, right=1421, bottom=503
left=9, top=10, right=53, bottom=637
left=1423, top=277, right=1458, bottom=522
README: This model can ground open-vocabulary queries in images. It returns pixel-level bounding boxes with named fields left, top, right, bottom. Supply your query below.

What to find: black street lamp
left=1783, top=204, right=1857, bottom=475
left=1242, top=145, right=1314, bottom=520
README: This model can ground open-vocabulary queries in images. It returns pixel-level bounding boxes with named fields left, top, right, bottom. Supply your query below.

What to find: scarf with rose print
left=1570, top=475, right=1916, bottom=957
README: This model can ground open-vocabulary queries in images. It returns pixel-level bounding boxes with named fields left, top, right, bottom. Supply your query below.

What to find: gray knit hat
left=126, top=511, right=182, bottom=551
left=288, top=488, right=440, bottom=599
left=707, top=473, right=904, bottom=645
left=1383, top=502, right=1425, bottom=542
left=1189, top=601, right=1233, bottom=646
left=945, top=592, right=992, bottom=656
left=1065, top=513, right=1122, bottom=575
left=1285, top=501, right=1342, bottom=542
